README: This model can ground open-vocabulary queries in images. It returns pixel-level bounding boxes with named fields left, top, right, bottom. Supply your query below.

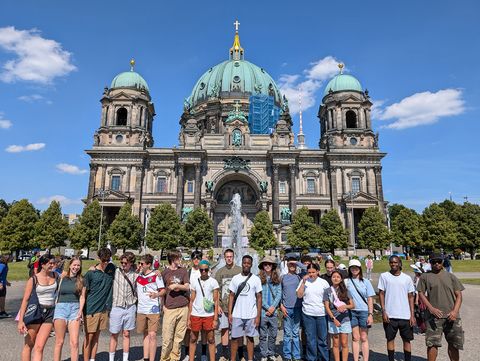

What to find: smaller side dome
left=323, top=74, right=362, bottom=97
left=110, top=60, right=149, bottom=93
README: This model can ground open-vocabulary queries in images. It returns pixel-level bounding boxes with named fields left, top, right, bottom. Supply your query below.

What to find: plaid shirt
left=112, top=267, right=137, bottom=308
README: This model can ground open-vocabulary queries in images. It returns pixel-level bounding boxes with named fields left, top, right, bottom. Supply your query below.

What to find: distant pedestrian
left=378, top=255, right=415, bottom=361
left=280, top=257, right=302, bottom=361
left=258, top=256, right=282, bottom=361
left=418, top=252, right=464, bottom=361
left=324, top=270, right=355, bottom=361
left=53, top=256, right=85, bottom=361
left=416, top=256, right=431, bottom=273
left=345, top=259, right=375, bottom=361
left=365, top=255, right=373, bottom=281
left=296, top=263, right=330, bottom=361
left=321, top=259, right=336, bottom=286
left=0, top=255, right=12, bottom=318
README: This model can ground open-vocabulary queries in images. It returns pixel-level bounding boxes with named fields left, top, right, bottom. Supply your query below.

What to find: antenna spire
left=297, top=88, right=306, bottom=149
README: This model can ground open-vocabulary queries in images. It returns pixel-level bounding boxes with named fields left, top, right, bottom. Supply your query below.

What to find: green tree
left=34, top=201, right=69, bottom=251
left=0, top=199, right=10, bottom=222
left=183, top=207, right=214, bottom=250
left=391, top=208, right=424, bottom=256
left=249, top=210, right=277, bottom=253
left=146, top=203, right=184, bottom=251
left=0, top=199, right=39, bottom=255
left=357, top=207, right=391, bottom=256
left=438, top=199, right=459, bottom=220
left=287, top=207, right=321, bottom=251
left=452, top=202, right=480, bottom=259
left=106, top=202, right=143, bottom=253
left=388, top=203, right=409, bottom=224
left=422, top=203, right=457, bottom=251
left=70, top=200, right=106, bottom=257
left=319, top=209, right=349, bottom=255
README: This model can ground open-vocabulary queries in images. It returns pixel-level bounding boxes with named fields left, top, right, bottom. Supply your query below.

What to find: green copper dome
left=189, top=59, right=282, bottom=107
left=323, top=73, right=362, bottom=97
left=110, top=70, right=149, bottom=93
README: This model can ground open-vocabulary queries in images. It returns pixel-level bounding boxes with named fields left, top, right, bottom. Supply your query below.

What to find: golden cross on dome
left=130, top=58, right=135, bottom=71
left=338, top=63, right=344, bottom=74
left=234, top=19, right=240, bottom=32
left=233, top=101, right=241, bottom=113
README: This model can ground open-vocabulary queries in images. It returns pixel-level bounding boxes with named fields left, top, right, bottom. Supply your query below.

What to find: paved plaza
left=1, top=274, right=478, bottom=361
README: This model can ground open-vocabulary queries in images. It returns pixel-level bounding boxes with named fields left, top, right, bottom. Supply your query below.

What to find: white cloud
left=37, top=195, right=82, bottom=206
left=0, top=26, right=76, bottom=84
left=18, top=94, right=51, bottom=104
left=375, top=89, right=465, bottom=129
left=0, top=118, right=12, bottom=129
left=5, top=142, right=45, bottom=153
left=278, top=56, right=342, bottom=114
left=56, top=163, right=87, bottom=175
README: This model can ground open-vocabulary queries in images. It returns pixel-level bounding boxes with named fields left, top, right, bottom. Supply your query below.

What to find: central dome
left=189, top=59, right=282, bottom=107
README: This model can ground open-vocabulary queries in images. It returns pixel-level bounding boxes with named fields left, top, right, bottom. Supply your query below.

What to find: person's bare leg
left=22, top=325, right=39, bottom=361
left=148, top=331, right=157, bottom=361
left=53, top=319, right=67, bottom=361
left=207, top=330, right=215, bottom=361
left=123, top=330, right=131, bottom=355
left=89, top=331, right=101, bottom=360
left=83, top=333, right=94, bottom=361
left=68, top=320, right=81, bottom=361
left=230, top=337, right=239, bottom=361
left=32, top=322, right=53, bottom=361
left=351, top=327, right=360, bottom=361
left=246, top=337, right=255, bottom=361
left=143, top=331, right=149, bottom=360
left=447, top=344, right=459, bottom=361
left=332, top=335, right=340, bottom=361
left=387, top=340, right=395, bottom=361
left=0, top=296, right=5, bottom=312
left=110, top=333, right=119, bottom=354
left=189, top=331, right=199, bottom=361
left=427, top=346, right=438, bottom=361
left=360, top=329, right=370, bottom=361
left=340, top=334, right=349, bottom=361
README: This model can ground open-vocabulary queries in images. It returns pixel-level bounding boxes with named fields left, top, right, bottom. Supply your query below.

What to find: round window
left=115, top=135, right=123, bottom=143
left=350, top=137, right=358, bottom=145
left=199, top=82, right=205, bottom=90
left=233, top=76, right=241, bottom=83
left=234, top=61, right=240, bottom=67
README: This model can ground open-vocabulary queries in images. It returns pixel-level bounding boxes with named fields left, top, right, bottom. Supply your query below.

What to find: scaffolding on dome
left=248, top=94, right=280, bottom=134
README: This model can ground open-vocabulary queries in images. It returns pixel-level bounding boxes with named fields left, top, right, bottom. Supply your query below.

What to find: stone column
left=133, top=165, right=144, bottom=217
left=374, top=166, right=385, bottom=206
left=272, top=164, right=280, bottom=223
left=341, top=168, right=346, bottom=195
left=329, top=167, right=338, bottom=209
left=289, top=164, right=297, bottom=213
left=176, top=164, right=184, bottom=215
left=101, top=165, right=107, bottom=190
left=365, top=167, right=370, bottom=195
left=194, top=164, right=201, bottom=209
left=126, top=165, right=132, bottom=193
left=87, top=164, right=98, bottom=201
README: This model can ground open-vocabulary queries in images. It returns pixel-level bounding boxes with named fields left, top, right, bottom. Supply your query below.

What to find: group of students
left=14, top=247, right=465, bottom=361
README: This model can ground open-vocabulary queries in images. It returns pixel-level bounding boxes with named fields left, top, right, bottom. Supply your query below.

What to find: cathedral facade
left=85, top=25, right=386, bottom=249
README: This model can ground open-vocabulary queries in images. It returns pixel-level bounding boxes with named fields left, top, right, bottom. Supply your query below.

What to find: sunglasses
left=139, top=262, right=146, bottom=265
left=200, top=268, right=209, bottom=272
left=430, top=260, right=443, bottom=265
left=120, top=261, right=128, bottom=265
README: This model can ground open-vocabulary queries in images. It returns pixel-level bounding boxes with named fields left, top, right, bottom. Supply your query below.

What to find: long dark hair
left=348, top=266, right=364, bottom=280
left=37, top=254, right=54, bottom=272
left=259, top=268, right=281, bottom=285
left=331, top=270, right=349, bottom=302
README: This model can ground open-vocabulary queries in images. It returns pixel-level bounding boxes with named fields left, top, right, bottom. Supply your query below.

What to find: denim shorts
left=328, top=319, right=352, bottom=334
left=350, top=310, right=369, bottom=329
left=53, top=302, right=80, bottom=322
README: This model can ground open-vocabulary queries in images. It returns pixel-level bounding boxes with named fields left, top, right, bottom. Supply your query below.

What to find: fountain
left=215, top=193, right=259, bottom=273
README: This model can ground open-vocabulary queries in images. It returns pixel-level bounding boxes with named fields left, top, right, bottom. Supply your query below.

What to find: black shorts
left=383, top=318, right=414, bottom=342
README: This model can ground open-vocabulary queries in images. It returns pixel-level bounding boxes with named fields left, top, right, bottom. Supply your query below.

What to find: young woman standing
left=345, top=260, right=375, bottom=361
left=53, top=256, right=85, bottom=361
left=324, top=270, right=355, bottom=361
left=18, top=254, right=58, bottom=361
left=296, top=263, right=330, bottom=361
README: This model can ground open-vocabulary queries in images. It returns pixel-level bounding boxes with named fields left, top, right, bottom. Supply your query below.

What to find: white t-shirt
left=378, top=271, right=415, bottom=320
left=297, top=277, right=330, bottom=316
left=191, top=277, right=219, bottom=317
left=229, top=273, right=262, bottom=319
left=190, top=268, right=201, bottom=285
left=136, top=271, right=165, bottom=314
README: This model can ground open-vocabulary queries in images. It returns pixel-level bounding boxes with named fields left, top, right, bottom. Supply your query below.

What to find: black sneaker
left=0, top=312, right=10, bottom=318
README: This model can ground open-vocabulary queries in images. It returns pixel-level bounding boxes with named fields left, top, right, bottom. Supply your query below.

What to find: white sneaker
left=201, top=355, right=207, bottom=361
left=182, top=355, right=190, bottom=361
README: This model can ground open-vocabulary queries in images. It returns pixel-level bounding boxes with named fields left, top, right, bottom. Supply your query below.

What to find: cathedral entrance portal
left=212, top=179, right=260, bottom=247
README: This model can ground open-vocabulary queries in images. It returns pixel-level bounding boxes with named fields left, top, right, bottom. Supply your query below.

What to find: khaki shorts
left=137, top=313, right=160, bottom=333
left=84, top=311, right=108, bottom=333
left=426, top=318, right=464, bottom=350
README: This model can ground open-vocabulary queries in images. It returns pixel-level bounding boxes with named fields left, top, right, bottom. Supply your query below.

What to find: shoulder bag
left=348, top=278, right=368, bottom=306
left=330, top=286, right=347, bottom=311
left=197, top=278, right=215, bottom=313
left=23, top=276, right=43, bottom=325
left=231, top=273, right=252, bottom=313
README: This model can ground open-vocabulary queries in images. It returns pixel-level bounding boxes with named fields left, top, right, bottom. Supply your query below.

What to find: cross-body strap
left=197, top=278, right=206, bottom=298
left=232, top=273, right=252, bottom=312
left=122, top=270, right=137, bottom=297
left=330, top=285, right=340, bottom=303
left=349, top=278, right=368, bottom=306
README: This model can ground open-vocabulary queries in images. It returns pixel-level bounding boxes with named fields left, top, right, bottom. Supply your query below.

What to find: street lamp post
left=143, top=208, right=151, bottom=255
left=345, top=191, right=357, bottom=256
left=96, top=189, right=110, bottom=250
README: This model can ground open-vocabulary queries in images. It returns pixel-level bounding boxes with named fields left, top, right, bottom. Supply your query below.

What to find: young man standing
left=215, top=248, right=242, bottom=361
left=161, top=250, right=191, bottom=361
left=188, top=260, right=219, bottom=361
left=228, top=255, right=262, bottom=361
left=280, top=257, right=302, bottom=361
left=417, top=253, right=464, bottom=361
left=378, top=255, right=416, bottom=361
left=136, top=254, right=166, bottom=361
left=109, top=252, right=138, bottom=361
left=0, top=255, right=12, bottom=318
left=83, top=248, right=116, bottom=361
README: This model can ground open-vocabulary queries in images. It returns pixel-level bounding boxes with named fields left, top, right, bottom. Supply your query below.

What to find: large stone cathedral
left=85, top=23, right=386, bottom=250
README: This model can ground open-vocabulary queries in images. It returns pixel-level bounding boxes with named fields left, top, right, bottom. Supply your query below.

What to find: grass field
left=371, top=259, right=480, bottom=273
left=459, top=278, right=480, bottom=285
left=6, top=259, right=99, bottom=281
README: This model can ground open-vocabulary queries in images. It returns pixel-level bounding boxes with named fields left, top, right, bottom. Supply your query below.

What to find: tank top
left=36, top=277, right=57, bottom=307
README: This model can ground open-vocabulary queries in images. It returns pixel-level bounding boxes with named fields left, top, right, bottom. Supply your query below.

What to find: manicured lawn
left=6, top=259, right=99, bottom=281
left=370, top=259, right=480, bottom=274
left=460, top=278, right=480, bottom=285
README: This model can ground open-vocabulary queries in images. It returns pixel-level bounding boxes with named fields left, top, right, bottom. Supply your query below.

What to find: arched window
left=116, top=107, right=128, bottom=126
left=157, top=177, right=167, bottom=193
left=346, top=110, right=357, bottom=128
left=111, top=175, right=121, bottom=191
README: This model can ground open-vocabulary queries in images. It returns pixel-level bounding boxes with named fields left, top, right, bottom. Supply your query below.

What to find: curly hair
left=259, top=268, right=281, bottom=285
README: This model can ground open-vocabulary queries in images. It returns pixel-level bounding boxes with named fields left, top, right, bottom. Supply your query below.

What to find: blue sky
left=0, top=0, right=479, bottom=214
